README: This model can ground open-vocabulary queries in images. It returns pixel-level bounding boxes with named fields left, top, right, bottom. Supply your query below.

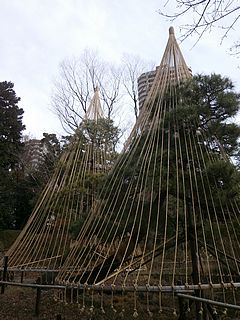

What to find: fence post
left=21, top=271, right=24, bottom=283
left=35, top=287, right=42, bottom=316
left=1, top=255, right=8, bottom=294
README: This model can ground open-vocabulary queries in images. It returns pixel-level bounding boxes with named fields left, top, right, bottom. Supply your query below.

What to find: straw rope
left=6, top=87, right=114, bottom=272
left=4, top=27, right=240, bottom=315
left=56, top=28, right=240, bottom=312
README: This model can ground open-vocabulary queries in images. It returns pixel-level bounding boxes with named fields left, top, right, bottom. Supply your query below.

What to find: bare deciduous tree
left=52, top=49, right=155, bottom=140
left=159, top=0, right=240, bottom=52
left=98, top=63, right=122, bottom=120
left=122, top=54, right=155, bottom=119
left=52, top=50, right=122, bottom=133
left=121, top=54, right=155, bottom=120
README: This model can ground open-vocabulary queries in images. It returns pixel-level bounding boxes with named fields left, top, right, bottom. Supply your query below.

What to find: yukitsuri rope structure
left=55, top=28, right=240, bottom=317
left=6, top=88, right=113, bottom=273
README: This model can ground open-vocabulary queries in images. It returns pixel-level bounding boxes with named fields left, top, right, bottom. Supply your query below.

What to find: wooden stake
left=21, top=271, right=24, bottom=283
left=1, top=256, right=8, bottom=294
left=186, top=202, right=202, bottom=320
left=35, top=287, right=42, bottom=316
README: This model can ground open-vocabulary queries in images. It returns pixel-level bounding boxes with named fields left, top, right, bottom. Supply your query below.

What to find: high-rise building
left=138, top=65, right=192, bottom=110
left=22, top=138, right=47, bottom=174
left=137, top=67, right=159, bottom=110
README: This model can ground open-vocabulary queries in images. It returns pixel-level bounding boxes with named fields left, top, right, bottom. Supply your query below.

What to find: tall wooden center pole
left=187, top=202, right=203, bottom=320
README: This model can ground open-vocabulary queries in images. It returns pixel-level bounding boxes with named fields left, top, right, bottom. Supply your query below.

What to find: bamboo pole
left=1, top=280, right=239, bottom=292
left=177, top=293, right=240, bottom=311
left=1, top=256, right=8, bottom=294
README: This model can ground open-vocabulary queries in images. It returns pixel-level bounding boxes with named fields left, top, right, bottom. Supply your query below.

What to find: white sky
left=1, top=0, right=239, bottom=139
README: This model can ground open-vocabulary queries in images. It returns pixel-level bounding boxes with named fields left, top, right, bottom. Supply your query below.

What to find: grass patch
left=0, top=230, right=20, bottom=251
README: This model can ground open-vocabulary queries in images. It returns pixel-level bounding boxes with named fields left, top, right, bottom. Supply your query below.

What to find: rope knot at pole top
left=169, top=26, right=175, bottom=35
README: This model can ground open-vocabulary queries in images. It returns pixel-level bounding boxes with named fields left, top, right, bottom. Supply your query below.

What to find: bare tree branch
left=52, top=50, right=122, bottom=133
left=158, top=0, right=240, bottom=52
left=121, top=54, right=155, bottom=120
left=52, top=49, right=154, bottom=147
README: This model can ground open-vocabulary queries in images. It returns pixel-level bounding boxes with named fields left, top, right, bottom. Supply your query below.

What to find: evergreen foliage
left=96, top=74, right=240, bottom=241
left=14, top=133, right=63, bottom=229
left=67, top=118, right=120, bottom=239
left=0, top=81, right=25, bottom=170
left=176, top=73, right=240, bottom=155
left=0, top=81, right=25, bottom=229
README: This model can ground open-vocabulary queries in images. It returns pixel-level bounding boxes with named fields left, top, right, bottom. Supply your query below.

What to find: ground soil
left=0, top=285, right=174, bottom=320
left=0, top=285, right=238, bottom=320
left=0, top=262, right=238, bottom=320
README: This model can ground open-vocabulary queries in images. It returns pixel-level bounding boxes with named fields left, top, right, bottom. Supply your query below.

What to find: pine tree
left=100, top=73, right=240, bottom=239
left=176, top=74, right=240, bottom=156
left=0, top=81, right=25, bottom=229
left=69, top=117, right=120, bottom=239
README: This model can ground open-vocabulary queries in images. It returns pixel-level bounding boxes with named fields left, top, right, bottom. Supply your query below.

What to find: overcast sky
left=1, top=0, right=239, bottom=139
